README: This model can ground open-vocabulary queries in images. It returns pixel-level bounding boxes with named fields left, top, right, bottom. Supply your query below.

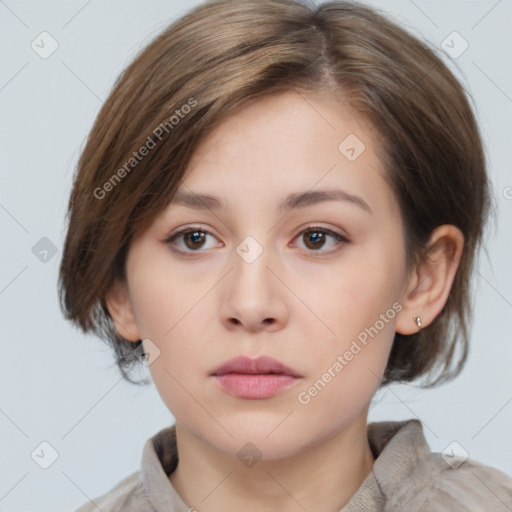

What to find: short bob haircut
left=59, top=0, right=491, bottom=387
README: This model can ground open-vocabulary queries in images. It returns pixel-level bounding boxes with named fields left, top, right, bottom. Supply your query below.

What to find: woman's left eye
left=164, top=225, right=349, bottom=254
left=292, top=227, right=349, bottom=253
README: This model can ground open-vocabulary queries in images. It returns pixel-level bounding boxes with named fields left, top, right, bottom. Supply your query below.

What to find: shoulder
left=416, top=455, right=512, bottom=511
left=368, top=419, right=512, bottom=511
left=73, top=425, right=182, bottom=512
left=74, top=471, right=151, bottom=512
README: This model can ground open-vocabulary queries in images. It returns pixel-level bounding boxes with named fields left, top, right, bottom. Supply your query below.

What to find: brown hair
left=58, top=0, right=491, bottom=387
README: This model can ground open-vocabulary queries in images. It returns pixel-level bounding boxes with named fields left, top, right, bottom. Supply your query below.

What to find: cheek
left=296, top=248, right=400, bottom=385
left=294, top=293, right=397, bottom=431
left=128, top=262, right=215, bottom=414
left=128, top=249, right=208, bottom=339
left=142, top=318, right=209, bottom=420
left=311, top=254, right=398, bottom=340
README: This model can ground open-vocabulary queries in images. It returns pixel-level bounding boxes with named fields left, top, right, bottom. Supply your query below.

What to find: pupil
left=305, top=231, right=324, bottom=249
left=186, top=231, right=205, bottom=249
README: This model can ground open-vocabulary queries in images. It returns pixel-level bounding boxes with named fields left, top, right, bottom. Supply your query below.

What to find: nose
left=219, top=239, right=289, bottom=333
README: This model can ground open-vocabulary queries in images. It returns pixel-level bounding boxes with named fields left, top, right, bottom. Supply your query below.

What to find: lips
left=211, top=356, right=302, bottom=399
left=211, top=355, right=302, bottom=378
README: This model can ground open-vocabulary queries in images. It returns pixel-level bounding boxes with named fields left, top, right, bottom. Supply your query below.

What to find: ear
left=395, top=224, right=464, bottom=335
left=105, top=279, right=141, bottom=342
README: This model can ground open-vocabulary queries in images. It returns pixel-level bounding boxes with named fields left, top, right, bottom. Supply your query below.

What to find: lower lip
left=214, top=373, right=299, bottom=399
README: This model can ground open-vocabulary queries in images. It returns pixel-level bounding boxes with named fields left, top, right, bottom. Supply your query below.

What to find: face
left=115, top=90, right=411, bottom=458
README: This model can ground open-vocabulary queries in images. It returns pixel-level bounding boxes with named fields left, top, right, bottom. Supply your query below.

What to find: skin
left=106, top=90, right=464, bottom=511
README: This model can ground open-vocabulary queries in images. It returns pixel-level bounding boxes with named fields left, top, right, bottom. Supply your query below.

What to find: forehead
left=168, top=90, right=395, bottom=220
left=190, top=91, right=363, bottom=162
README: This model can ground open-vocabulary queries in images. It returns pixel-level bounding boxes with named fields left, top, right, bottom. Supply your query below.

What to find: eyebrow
left=170, top=189, right=373, bottom=215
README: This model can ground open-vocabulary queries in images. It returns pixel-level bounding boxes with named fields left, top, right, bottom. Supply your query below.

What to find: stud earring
left=414, top=316, right=422, bottom=329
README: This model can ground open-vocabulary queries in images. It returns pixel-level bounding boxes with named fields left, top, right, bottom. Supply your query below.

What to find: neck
left=169, top=414, right=375, bottom=512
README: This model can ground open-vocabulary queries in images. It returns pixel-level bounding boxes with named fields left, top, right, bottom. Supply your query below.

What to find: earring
left=414, top=316, right=422, bottom=329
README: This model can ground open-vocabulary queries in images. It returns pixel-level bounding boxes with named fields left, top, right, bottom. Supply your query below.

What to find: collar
left=140, top=419, right=431, bottom=511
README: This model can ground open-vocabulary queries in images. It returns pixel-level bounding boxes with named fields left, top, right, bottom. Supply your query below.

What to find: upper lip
left=211, top=356, right=302, bottom=377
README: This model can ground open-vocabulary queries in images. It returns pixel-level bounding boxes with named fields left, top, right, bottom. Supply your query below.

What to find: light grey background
left=1, top=1, right=511, bottom=510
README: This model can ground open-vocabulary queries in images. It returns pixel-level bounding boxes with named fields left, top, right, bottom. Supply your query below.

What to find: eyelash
left=163, top=224, right=350, bottom=256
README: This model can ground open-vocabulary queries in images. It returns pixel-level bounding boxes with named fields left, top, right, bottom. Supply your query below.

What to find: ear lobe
left=105, top=279, right=141, bottom=342
left=395, top=224, right=464, bottom=335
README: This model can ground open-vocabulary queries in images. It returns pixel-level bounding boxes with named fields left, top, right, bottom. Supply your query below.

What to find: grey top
left=75, top=419, right=512, bottom=511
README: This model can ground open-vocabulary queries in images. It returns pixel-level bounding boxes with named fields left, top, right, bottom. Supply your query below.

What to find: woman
left=59, top=1, right=512, bottom=510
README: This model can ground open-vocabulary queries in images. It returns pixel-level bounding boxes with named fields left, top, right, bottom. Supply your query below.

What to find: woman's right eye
left=164, top=227, right=221, bottom=253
